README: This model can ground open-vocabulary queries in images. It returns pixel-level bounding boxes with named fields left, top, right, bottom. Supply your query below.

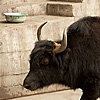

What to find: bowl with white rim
left=4, top=13, right=28, bottom=23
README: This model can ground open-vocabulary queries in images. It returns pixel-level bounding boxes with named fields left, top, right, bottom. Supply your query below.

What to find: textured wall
left=0, top=0, right=100, bottom=99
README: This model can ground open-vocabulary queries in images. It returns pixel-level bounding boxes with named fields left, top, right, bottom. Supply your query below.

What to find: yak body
left=23, top=16, right=100, bottom=100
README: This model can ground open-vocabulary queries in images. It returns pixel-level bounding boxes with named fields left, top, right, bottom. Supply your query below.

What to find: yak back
left=64, top=16, right=100, bottom=89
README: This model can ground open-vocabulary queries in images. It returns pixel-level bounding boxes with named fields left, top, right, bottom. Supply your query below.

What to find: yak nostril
left=25, top=85, right=31, bottom=90
left=23, top=83, right=31, bottom=90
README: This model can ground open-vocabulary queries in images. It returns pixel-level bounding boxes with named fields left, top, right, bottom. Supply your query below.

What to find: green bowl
left=4, top=13, right=28, bottom=23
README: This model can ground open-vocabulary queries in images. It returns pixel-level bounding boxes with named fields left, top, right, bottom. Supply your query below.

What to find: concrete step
left=0, top=15, right=80, bottom=99
left=0, top=0, right=82, bottom=5
left=47, top=2, right=83, bottom=17
left=0, top=2, right=47, bottom=19
left=0, top=1, right=84, bottom=19
left=49, top=0, right=83, bottom=3
left=10, top=89, right=83, bottom=100
left=0, top=15, right=75, bottom=55
left=10, top=89, right=100, bottom=100
left=0, top=0, right=47, bottom=5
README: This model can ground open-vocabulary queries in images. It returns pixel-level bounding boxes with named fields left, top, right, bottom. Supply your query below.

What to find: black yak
left=23, top=16, right=100, bottom=100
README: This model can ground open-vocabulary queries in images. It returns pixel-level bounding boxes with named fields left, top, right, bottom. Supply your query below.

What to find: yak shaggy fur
left=23, top=16, right=100, bottom=100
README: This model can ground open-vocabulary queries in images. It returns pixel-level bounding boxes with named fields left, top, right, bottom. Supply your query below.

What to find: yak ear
left=41, top=57, right=49, bottom=65
left=37, top=22, right=47, bottom=41
left=53, top=28, right=67, bottom=54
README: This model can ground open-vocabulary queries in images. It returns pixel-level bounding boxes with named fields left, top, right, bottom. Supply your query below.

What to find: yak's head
left=23, top=22, right=68, bottom=91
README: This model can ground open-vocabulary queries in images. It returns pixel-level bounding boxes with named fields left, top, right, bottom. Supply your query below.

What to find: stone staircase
left=50, top=0, right=83, bottom=2
left=0, top=2, right=47, bottom=19
left=0, top=0, right=99, bottom=99
left=0, top=0, right=47, bottom=5
left=0, top=0, right=83, bottom=19
left=47, top=1, right=83, bottom=17
left=0, top=0, right=84, bottom=19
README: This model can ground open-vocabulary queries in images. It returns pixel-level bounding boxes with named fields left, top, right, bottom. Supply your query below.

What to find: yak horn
left=53, top=28, right=67, bottom=54
left=37, top=22, right=47, bottom=41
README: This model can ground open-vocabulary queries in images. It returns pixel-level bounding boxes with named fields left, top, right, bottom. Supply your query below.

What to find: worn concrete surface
left=0, top=0, right=48, bottom=5
left=50, top=0, right=83, bottom=2
left=0, top=2, right=47, bottom=19
left=9, top=89, right=83, bottom=100
left=9, top=89, right=100, bottom=100
left=47, top=2, right=83, bottom=17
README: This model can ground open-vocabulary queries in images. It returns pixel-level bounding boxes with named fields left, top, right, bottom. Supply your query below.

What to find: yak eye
left=41, top=57, right=49, bottom=65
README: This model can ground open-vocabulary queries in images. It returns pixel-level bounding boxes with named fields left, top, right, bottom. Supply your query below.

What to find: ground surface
left=9, top=89, right=100, bottom=100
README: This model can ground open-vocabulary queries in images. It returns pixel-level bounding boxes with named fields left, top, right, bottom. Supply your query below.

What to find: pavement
left=9, top=89, right=82, bottom=100
left=9, top=89, right=100, bottom=100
